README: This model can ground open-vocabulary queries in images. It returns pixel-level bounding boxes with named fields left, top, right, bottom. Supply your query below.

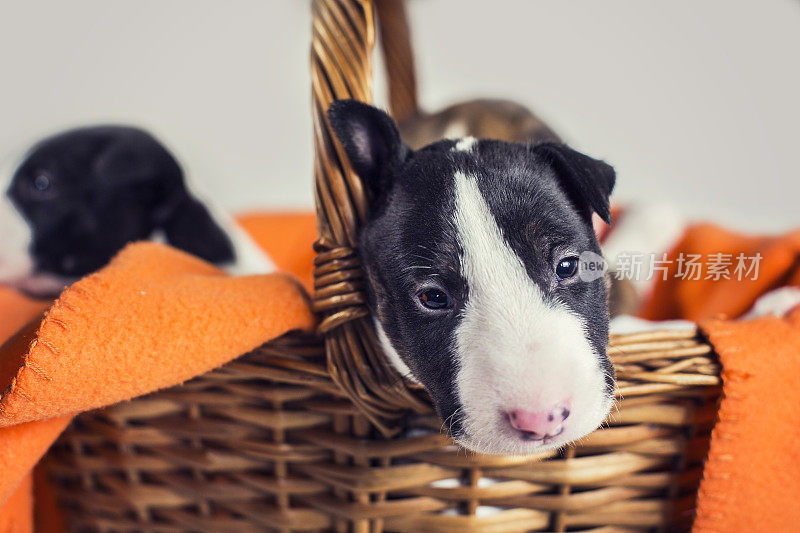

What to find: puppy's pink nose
left=508, top=402, right=571, bottom=440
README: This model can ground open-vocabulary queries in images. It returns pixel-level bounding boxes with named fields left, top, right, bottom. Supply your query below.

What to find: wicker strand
left=47, top=329, right=720, bottom=531
left=375, top=0, right=419, bottom=122
left=311, top=0, right=426, bottom=436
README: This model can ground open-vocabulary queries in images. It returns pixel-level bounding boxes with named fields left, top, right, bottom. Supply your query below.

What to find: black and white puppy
left=329, top=100, right=616, bottom=455
left=0, top=126, right=272, bottom=296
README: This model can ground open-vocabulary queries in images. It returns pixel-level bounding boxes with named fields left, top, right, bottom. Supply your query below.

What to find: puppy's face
left=329, top=101, right=616, bottom=455
left=0, top=126, right=235, bottom=296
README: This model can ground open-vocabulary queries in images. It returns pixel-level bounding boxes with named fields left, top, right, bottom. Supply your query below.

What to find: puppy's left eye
left=555, top=256, right=579, bottom=281
left=418, top=289, right=453, bottom=311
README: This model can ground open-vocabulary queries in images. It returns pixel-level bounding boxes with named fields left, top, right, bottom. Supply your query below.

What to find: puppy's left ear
left=532, top=143, right=616, bottom=225
left=327, top=99, right=409, bottom=200
left=161, top=194, right=236, bottom=264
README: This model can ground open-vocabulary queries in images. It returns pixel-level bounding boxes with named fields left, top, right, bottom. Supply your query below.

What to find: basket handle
left=310, top=0, right=430, bottom=436
left=375, top=0, right=419, bottom=122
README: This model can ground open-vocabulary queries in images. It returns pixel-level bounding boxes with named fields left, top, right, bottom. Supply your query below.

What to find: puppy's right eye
left=418, top=289, right=453, bottom=311
left=15, top=170, right=60, bottom=202
left=33, top=173, right=51, bottom=192
left=22, top=172, right=57, bottom=199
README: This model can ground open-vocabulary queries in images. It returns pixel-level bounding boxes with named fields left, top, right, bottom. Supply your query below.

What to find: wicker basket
left=46, top=1, right=722, bottom=531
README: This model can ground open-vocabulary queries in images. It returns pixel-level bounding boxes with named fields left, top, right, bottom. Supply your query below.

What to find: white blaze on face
left=452, top=171, right=610, bottom=454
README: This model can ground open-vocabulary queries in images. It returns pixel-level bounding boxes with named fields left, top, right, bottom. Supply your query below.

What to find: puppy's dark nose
left=507, top=402, right=571, bottom=440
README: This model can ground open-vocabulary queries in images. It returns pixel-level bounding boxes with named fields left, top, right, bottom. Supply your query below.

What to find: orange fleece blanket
left=0, top=213, right=317, bottom=532
left=640, top=222, right=800, bottom=322
left=637, top=222, right=800, bottom=532
left=1, top=215, right=799, bottom=532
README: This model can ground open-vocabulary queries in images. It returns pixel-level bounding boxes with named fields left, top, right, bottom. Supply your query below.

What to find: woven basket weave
left=46, top=1, right=722, bottom=531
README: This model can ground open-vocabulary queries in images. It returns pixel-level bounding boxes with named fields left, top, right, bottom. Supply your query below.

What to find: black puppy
left=329, top=100, right=616, bottom=455
left=0, top=126, right=271, bottom=296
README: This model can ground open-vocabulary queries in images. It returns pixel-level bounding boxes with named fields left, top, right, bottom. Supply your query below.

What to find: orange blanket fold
left=695, top=309, right=800, bottom=532
left=0, top=473, right=32, bottom=533
left=236, top=212, right=318, bottom=293
left=640, top=222, right=800, bottom=321
left=0, top=241, right=315, bottom=531
left=636, top=222, right=800, bottom=530
left=0, top=242, right=314, bottom=427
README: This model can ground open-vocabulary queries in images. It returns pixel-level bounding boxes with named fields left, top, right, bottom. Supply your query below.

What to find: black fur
left=328, top=100, right=616, bottom=435
left=7, top=126, right=235, bottom=281
left=327, top=99, right=410, bottom=202
left=532, top=142, right=616, bottom=224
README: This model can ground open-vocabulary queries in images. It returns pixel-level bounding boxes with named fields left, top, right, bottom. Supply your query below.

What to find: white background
left=1, top=0, right=798, bottom=232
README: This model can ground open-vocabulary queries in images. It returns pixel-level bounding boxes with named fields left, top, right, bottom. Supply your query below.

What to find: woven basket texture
left=46, top=1, right=722, bottom=531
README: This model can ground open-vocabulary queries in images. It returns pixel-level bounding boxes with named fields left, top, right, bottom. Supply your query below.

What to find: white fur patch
left=743, top=286, right=800, bottom=319
left=453, top=136, right=477, bottom=152
left=452, top=171, right=610, bottom=454
left=204, top=201, right=275, bottom=276
left=174, top=160, right=275, bottom=275
left=152, top=190, right=275, bottom=275
left=442, top=120, right=469, bottom=140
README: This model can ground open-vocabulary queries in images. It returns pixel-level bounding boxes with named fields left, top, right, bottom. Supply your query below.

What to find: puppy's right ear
left=327, top=100, right=408, bottom=199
